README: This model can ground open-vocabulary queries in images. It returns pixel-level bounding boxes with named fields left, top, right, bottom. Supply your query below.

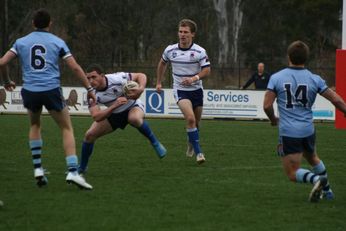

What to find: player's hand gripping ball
left=123, top=81, right=139, bottom=97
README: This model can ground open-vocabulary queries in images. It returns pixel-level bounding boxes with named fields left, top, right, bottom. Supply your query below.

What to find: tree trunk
left=1, top=0, right=9, bottom=54
left=231, top=0, right=243, bottom=64
left=213, top=0, right=229, bottom=65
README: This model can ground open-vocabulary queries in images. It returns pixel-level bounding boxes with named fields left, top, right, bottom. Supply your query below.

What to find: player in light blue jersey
left=156, top=19, right=210, bottom=164
left=78, top=64, right=166, bottom=175
left=264, top=41, right=346, bottom=202
left=0, top=9, right=96, bottom=189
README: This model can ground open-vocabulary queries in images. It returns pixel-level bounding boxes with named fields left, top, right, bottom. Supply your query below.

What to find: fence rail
left=6, top=59, right=336, bottom=89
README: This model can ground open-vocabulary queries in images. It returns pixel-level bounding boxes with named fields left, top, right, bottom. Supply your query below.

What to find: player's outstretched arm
left=64, top=56, right=96, bottom=102
left=321, top=88, right=346, bottom=117
left=156, top=59, right=167, bottom=92
left=88, top=97, right=128, bottom=122
left=263, top=90, right=278, bottom=126
left=0, top=51, right=16, bottom=91
left=242, top=75, right=255, bottom=90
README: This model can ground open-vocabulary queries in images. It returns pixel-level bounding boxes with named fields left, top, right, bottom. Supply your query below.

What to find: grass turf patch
left=0, top=115, right=345, bottom=230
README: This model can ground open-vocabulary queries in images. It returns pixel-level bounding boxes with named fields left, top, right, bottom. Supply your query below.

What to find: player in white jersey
left=78, top=64, right=166, bottom=175
left=263, top=41, right=346, bottom=202
left=156, top=19, right=210, bottom=164
left=0, top=9, right=94, bottom=189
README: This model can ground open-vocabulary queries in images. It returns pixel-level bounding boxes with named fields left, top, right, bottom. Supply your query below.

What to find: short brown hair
left=86, top=63, right=104, bottom=74
left=287, top=41, right=310, bottom=65
left=33, top=9, right=51, bottom=29
left=179, top=19, right=197, bottom=33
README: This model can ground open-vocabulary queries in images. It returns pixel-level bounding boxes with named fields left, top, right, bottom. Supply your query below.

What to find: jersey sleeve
left=199, top=49, right=210, bottom=68
left=10, top=40, right=19, bottom=55
left=316, top=75, right=328, bottom=94
left=58, top=40, right=72, bottom=59
left=162, top=46, right=170, bottom=63
left=117, top=72, right=131, bottom=83
left=266, top=75, right=277, bottom=93
left=124, top=72, right=132, bottom=81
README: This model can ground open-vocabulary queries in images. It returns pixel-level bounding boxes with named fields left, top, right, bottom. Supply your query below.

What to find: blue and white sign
left=145, top=90, right=164, bottom=114
left=203, top=90, right=258, bottom=118
left=0, top=87, right=335, bottom=120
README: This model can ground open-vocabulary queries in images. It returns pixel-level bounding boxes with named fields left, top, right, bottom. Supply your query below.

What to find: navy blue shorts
left=174, top=88, right=203, bottom=108
left=21, top=87, right=66, bottom=113
left=277, top=133, right=316, bottom=156
left=107, top=103, right=143, bottom=130
left=107, top=109, right=130, bottom=130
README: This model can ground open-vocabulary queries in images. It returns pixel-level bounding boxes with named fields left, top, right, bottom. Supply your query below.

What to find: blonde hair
left=178, top=19, right=197, bottom=33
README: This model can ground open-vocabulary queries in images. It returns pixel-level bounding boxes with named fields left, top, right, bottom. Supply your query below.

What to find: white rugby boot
left=186, top=142, right=194, bottom=157
left=34, top=167, right=48, bottom=187
left=309, top=176, right=327, bottom=202
left=196, top=153, right=206, bottom=165
left=66, top=171, right=93, bottom=190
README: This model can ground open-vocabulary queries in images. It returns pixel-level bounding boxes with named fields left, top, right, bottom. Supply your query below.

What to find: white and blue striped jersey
left=162, top=43, right=210, bottom=91
left=10, top=30, right=72, bottom=92
left=96, top=72, right=143, bottom=114
left=267, top=67, right=328, bottom=138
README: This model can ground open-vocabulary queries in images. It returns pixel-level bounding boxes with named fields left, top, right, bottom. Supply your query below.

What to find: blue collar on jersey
left=287, top=66, right=306, bottom=70
left=178, top=43, right=194, bottom=51
left=35, top=29, right=50, bottom=33
left=98, top=76, right=109, bottom=92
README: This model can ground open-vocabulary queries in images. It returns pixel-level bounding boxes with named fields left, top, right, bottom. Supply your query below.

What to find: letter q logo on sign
left=146, top=90, right=164, bottom=114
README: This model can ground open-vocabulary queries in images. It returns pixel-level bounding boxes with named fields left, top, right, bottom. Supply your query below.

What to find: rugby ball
left=123, top=80, right=139, bottom=96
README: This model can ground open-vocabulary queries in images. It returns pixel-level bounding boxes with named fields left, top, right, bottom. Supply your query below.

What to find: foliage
left=0, top=0, right=342, bottom=87
left=240, top=0, right=340, bottom=68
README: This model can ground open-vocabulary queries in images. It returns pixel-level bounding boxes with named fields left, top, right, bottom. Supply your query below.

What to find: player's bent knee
left=129, top=120, right=142, bottom=128
left=185, top=115, right=196, bottom=126
left=84, top=130, right=97, bottom=143
left=128, top=117, right=142, bottom=127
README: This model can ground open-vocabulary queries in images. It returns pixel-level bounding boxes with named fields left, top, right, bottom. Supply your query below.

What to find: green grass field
left=0, top=115, right=345, bottom=230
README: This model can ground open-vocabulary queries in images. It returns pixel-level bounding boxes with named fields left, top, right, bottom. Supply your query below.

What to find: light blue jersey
left=10, top=30, right=72, bottom=92
left=267, top=67, right=328, bottom=137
